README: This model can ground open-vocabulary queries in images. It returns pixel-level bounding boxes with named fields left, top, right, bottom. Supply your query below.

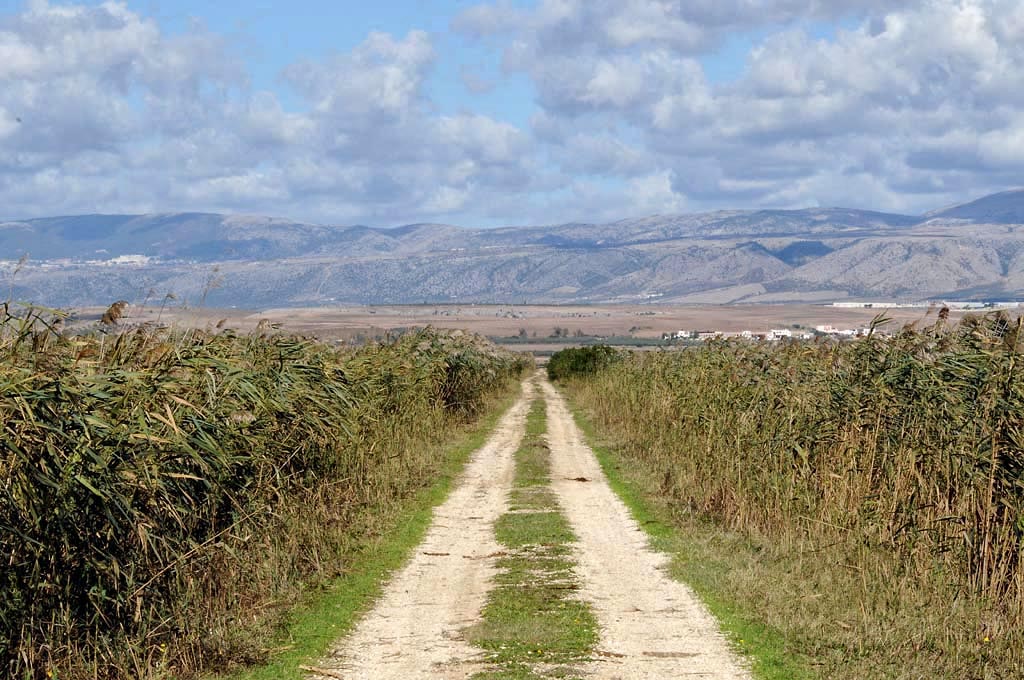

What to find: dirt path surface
left=541, top=379, right=751, bottom=679
left=307, top=381, right=534, bottom=680
left=311, top=375, right=749, bottom=679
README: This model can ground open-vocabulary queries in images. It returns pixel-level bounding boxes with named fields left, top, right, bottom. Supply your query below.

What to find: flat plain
left=76, top=303, right=976, bottom=346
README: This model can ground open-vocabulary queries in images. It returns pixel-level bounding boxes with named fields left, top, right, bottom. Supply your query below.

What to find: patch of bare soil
left=306, top=381, right=534, bottom=680
left=541, top=379, right=751, bottom=679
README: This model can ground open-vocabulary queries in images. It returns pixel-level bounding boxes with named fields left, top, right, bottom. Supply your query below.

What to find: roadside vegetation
left=0, top=303, right=530, bottom=679
left=554, top=312, right=1024, bottom=678
left=545, top=345, right=621, bottom=383
left=467, top=398, right=599, bottom=679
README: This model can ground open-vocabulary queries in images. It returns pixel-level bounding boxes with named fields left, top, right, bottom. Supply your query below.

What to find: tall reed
left=0, top=307, right=529, bottom=679
left=562, top=314, right=1024, bottom=674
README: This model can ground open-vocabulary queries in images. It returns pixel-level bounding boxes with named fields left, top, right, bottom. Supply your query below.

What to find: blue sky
left=126, top=1, right=535, bottom=121
left=0, top=0, right=1022, bottom=226
left=0, top=0, right=534, bottom=121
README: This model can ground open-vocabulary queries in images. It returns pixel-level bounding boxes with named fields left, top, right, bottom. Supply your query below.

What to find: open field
left=20, top=301, right=1024, bottom=678
left=71, top=303, right=978, bottom=345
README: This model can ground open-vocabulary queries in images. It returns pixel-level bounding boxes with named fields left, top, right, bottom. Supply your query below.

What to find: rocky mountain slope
left=3, top=190, right=1024, bottom=307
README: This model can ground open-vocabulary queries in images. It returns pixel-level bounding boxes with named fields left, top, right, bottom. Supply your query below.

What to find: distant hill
left=924, top=188, right=1024, bottom=224
left=3, top=188, right=1024, bottom=307
left=0, top=213, right=352, bottom=261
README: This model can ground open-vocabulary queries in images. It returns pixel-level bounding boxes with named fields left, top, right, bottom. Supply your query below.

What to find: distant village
left=829, top=300, right=1023, bottom=310
left=662, top=325, right=876, bottom=343
left=664, top=300, right=1024, bottom=343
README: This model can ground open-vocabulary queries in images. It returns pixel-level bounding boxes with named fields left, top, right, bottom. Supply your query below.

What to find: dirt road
left=309, top=375, right=749, bottom=679
left=308, top=382, right=533, bottom=679
left=542, top=380, right=750, bottom=679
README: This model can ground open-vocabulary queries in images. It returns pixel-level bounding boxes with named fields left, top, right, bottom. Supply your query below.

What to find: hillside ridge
left=4, top=188, right=1024, bottom=307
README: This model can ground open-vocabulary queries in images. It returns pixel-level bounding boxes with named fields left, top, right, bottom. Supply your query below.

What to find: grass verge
left=562, top=395, right=814, bottom=680
left=466, top=398, right=599, bottom=680
left=213, top=387, right=521, bottom=680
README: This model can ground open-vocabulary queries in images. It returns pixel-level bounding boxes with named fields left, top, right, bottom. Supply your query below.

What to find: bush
left=547, top=345, right=620, bottom=382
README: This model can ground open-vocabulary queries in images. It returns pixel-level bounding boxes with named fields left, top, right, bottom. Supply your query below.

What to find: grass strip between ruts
left=561, top=392, right=815, bottom=680
left=466, top=397, right=599, bottom=680
left=213, top=387, right=521, bottom=680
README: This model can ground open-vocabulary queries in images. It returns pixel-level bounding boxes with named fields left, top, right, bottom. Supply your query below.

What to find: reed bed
left=0, top=304, right=529, bottom=679
left=561, top=314, right=1024, bottom=677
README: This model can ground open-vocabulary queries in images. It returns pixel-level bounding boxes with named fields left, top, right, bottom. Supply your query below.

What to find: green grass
left=494, top=512, right=575, bottom=550
left=214, top=388, right=520, bottom=680
left=563, top=397, right=814, bottom=680
left=506, top=403, right=560, bottom=512
left=467, top=398, right=599, bottom=680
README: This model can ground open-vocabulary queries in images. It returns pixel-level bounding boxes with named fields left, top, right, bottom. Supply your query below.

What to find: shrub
left=547, top=345, right=620, bottom=382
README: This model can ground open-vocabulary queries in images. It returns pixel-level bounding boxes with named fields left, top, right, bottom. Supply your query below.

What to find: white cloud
left=0, top=2, right=545, bottom=225
left=2, top=0, right=1024, bottom=227
left=628, top=170, right=688, bottom=214
left=424, top=185, right=471, bottom=213
left=284, top=31, right=434, bottom=122
left=457, top=0, right=1024, bottom=215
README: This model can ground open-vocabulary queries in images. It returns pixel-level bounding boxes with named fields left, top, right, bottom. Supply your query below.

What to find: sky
left=1, top=0, right=1023, bottom=227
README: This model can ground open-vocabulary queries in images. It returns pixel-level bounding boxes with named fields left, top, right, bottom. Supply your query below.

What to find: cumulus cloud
left=283, top=31, right=435, bottom=124
left=2, top=0, right=1024, bottom=226
left=0, top=1, right=542, bottom=224
left=456, top=0, right=919, bottom=53
left=459, top=0, right=1024, bottom=215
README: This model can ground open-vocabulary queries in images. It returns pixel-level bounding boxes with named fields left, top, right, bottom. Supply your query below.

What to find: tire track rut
left=308, top=381, right=534, bottom=679
left=542, top=378, right=751, bottom=679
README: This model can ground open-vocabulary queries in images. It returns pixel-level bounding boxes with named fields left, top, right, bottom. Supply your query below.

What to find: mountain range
left=3, top=188, right=1024, bottom=307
